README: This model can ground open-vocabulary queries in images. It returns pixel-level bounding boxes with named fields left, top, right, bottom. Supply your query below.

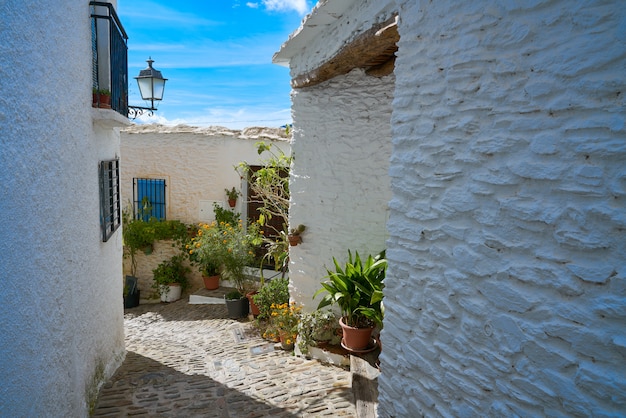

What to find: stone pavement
left=92, top=299, right=357, bottom=417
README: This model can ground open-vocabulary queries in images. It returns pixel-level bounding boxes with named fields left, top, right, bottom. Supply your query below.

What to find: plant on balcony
left=92, top=88, right=111, bottom=108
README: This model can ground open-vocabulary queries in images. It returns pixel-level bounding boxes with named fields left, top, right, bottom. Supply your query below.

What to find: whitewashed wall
left=120, top=125, right=290, bottom=293
left=379, top=0, right=626, bottom=416
left=288, top=69, right=394, bottom=310
left=0, top=1, right=126, bottom=416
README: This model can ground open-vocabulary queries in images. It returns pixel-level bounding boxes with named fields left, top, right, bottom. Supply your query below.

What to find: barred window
left=134, top=178, right=166, bottom=221
left=99, top=159, right=121, bottom=242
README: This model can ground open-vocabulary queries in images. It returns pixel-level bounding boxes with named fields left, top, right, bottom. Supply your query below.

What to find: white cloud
left=246, top=2, right=260, bottom=9
left=134, top=107, right=292, bottom=130
left=262, top=0, right=309, bottom=15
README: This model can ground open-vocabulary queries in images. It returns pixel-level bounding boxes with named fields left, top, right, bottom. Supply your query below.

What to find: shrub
left=252, top=277, right=289, bottom=320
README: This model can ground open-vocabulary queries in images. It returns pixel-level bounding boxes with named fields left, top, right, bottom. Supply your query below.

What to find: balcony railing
left=90, top=1, right=128, bottom=118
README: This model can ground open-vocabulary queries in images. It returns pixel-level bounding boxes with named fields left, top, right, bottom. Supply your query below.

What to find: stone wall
left=288, top=68, right=394, bottom=310
left=379, top=0, right=626, bottom=416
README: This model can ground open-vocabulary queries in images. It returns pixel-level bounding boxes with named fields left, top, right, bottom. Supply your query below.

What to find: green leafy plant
left=122, top=205, right=189, bottom=277
left=236, top=142, right=293, bottom=274
left=225, top=187, right=240, bottom=200
left=314, top=250, right=387, bottom=329
left=189, top=219, right=262, bottom=293
left=151, top=254, right=190, bottom=296
left=289, top=224, right=305, bottom=237
left=225, top=290, right=243, bottom=300
left=213, top=202, right=240, bottom=226
left=297, top=309, right=341, bottom=354
left=92, top=87, right=111, bottom=96
left=252, top=277, right=289, bottom=320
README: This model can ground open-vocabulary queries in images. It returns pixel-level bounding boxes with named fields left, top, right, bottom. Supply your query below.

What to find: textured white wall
left=378, top=1, right=626, bottom=416
left=288, top=68, right=394, bottom=310
left=120, top=126, right=290, bottom=293
left=282, top=0, right=397, bottom=78
left=0, top=1, right=125, bottom=416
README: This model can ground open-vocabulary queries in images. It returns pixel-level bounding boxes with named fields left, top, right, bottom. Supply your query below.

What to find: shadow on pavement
left=93, top=351, right=300, bottom=417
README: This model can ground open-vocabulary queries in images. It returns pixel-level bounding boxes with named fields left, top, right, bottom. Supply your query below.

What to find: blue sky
left=118, top=0, right=313, bottom=129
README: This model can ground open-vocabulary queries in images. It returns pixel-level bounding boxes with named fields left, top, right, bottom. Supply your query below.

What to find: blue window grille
left=133, top=178, right=166, bottom=220
left=99, top=159, right=121, bottom=242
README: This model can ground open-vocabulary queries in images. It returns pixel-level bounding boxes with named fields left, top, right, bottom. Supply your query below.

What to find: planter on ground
left=202, top=274, right=220, bottom=290
left=123, top=275, right=140, bottom=308
left=225, top=292, right=249, bottom=318
left=246, top=291, right=260, bottom=316
left=160, top=284, right=182, bottom=302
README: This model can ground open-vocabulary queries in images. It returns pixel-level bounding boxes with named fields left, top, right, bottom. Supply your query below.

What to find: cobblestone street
left=92, top=300, right=357, bottom=417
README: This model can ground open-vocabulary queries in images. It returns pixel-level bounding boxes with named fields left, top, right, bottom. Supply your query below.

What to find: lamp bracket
left=128, top=105, right=156, bottom=120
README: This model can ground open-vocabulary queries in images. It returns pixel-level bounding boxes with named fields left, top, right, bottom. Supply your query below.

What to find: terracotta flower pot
left=202, top=274, right=220, bottom=290
left=228, top=198, right=237, bottom=208
left=246, top=291, right=260, bottom=316
left=98, top=93, right=111, bottom=109
left=288, top=234, right=301, bottom=246
left=339, top=316, right=374, bottom=351
left=279, top=332, right=295, bottom=350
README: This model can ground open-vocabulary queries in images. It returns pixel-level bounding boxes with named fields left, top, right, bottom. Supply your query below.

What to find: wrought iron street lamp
left=128, top=57, right=168, bottom=119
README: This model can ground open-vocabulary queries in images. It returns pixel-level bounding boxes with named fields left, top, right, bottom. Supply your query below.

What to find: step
left=188, top=286, right=238, bottom=304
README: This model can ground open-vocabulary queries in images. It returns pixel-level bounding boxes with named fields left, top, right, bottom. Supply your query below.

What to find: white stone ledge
left=92, top=107, right=132, bottom=129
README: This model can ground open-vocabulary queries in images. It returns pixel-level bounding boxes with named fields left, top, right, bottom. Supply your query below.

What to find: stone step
left=188, top=286, right=238, bottom=304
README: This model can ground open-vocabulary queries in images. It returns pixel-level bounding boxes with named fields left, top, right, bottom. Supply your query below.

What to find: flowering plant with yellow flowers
left=188, top=219, right=262, bottom=293
left=262, top=302, right=302, bottom=345
left=188, top=221, right=223, bottom=276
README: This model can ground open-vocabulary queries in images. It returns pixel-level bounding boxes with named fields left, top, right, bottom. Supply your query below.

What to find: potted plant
left=252, top=276, right=289, bottom=320
left=314, top=250, right=386, bottom=351
left=222, top=221, right=261, bottom=288
left=288, top=224, right=306, bottom=246
left=193, top=220, right=261, bottom=317
left=152, top=254, right=190, bottom=303
left=268, top=302, right=302, bottom=350
left=216, top=220, right=262, bottom=318
left=225, top=290, right=249, bottom=319
left=92, top=88, right=111, bottom=108
left=123, top=275, right=140, bottom=309
left=297, top=309, right=341, bottom=355
left=225, top=187, right=240, bottom=208
left=188, top=221, right=224, bottom=290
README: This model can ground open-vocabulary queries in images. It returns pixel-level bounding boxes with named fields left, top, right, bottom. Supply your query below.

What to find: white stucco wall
left=0, top=1, right=125, bottom=416
left=120, top=125, right=290, bottom=293
left=378, top=1, right=626, bottom=416
left=288, top=69, right=394, bottom=311
left=278, top=0, right=625, bottom=415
